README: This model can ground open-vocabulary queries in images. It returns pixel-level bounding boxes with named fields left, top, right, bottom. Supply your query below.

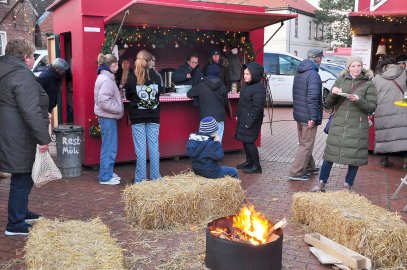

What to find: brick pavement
left=0, top=106, right=406, bottom=269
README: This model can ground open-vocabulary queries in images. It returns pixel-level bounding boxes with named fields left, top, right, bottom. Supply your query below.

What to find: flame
left=209, top=205, right=277, bottom=245
left=232, top=205, right=272, bottom=245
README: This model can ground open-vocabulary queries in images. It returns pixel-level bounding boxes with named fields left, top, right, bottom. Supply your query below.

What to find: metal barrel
left=53, top=124, right=84, bottom=178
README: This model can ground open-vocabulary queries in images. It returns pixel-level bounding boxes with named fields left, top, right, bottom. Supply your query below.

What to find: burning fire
left=209, top=205, right=286, bottom=245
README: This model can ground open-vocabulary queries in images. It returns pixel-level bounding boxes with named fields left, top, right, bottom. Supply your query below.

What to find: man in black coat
left=37, top=58, right=70, bottom=113
left=288, top=48, right=323, bottom=181
left=187, top=64, right=231, bottom=141
left=203, top=48, right=231, bottom=91
left=172, top=54, right=203, bottom=86
left=0, top=39, right=51, bottom=236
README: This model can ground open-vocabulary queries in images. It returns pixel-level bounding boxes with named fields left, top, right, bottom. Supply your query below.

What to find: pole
left=111, top=10, right=130, bottom=53
left=254, top=21, right=284, bottom=58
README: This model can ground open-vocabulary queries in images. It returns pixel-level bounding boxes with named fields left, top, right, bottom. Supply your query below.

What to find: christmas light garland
left=102, top=24, right=255, bottom=61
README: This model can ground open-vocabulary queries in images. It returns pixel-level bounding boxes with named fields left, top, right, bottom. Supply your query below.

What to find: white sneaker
left=112, top=173, right=121, bottom=181
left=99, top=178, right=120, bottom=185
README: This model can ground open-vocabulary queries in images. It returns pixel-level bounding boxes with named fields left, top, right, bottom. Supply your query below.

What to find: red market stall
left=48, top=0, right=295, bottom=165
left=349, top=0, right=407, bottom=151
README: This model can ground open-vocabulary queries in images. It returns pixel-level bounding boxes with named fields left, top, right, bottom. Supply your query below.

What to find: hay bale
left=292, top=191, right=407, bottom=269
left=25, top=218, right=125, bottom=270
left=122, top=171, right=245, bottom=229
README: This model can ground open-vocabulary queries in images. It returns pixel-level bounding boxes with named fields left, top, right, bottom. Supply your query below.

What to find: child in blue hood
left=186, top=117, right=239, bottom=179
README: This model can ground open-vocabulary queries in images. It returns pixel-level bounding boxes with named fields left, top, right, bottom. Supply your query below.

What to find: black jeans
left=243, top=143, right=260, bottom=167
left=7, top=173, right=33, bottom=230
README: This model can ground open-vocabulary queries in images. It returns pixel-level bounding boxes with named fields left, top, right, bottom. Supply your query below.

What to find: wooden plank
left=304, top=233, right=372, bottom=270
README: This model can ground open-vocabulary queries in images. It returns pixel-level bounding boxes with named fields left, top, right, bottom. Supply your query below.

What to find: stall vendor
left=172, top=54, right=203, bottom=86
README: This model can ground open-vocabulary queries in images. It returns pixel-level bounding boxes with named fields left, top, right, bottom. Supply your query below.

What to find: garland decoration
left=102, top=25, right=255, bottom=61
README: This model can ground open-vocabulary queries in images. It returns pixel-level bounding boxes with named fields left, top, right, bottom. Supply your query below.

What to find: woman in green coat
left=313, top=56, right=377, bottom=192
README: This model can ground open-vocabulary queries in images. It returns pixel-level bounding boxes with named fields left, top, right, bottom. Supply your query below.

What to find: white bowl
left=174, top=85, right=192, bottom=94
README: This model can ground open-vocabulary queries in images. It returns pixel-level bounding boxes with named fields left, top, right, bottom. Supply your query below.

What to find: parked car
left=263, top=52, right=337, bottom=105
left=32, top=50, right=48, bottom=76
left=320, top=62, right=345, bottom=77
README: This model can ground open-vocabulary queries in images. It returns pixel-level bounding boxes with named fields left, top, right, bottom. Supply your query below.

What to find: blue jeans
left=319, top=160, right=359, bottom=186
left=7, top=173, right=33, bottom=230
left=98, top=118, right=118, bottom=182
left=219, top=166, right=239, bottom=179
left=217, top=121, right=225, bottom=142
left=131, top=123, right=161, bottom=182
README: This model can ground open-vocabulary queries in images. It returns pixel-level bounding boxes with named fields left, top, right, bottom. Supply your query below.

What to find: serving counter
left=107, top=93, right=245, bottom=164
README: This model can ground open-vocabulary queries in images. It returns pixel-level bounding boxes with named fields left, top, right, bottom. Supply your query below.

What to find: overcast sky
left=306, top=0, right=319, bottom=8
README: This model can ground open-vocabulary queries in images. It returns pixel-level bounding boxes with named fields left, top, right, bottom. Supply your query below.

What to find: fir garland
left=102, top=24, right=255, bottom=61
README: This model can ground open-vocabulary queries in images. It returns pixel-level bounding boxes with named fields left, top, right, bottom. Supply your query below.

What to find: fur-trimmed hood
left=339, top=68, right=374, bottom=80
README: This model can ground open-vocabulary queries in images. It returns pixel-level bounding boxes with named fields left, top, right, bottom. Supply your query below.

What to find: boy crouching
left=186, top=117, right=239, bottom=179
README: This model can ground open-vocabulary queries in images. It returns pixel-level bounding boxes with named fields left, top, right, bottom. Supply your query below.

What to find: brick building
left=0, top=0, right=56, bottom=54
left=0, top=0, right=38, bottom=54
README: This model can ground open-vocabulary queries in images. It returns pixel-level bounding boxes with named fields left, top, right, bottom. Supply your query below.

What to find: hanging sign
left=351, top=35, right=372, bottom=69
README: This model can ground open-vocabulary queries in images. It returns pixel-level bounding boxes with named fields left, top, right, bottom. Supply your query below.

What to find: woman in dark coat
left=0, top=39, right=51, bottom=235
left=312, top=56, right=377, bottom=192
left=235, top=62, right=266, bottom=174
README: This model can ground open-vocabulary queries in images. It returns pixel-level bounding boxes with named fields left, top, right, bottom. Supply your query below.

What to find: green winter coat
left=323, top=69, right=377, bottom=166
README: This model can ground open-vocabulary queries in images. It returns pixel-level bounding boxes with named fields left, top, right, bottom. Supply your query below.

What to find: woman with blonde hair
left=94, top=54, right=124, bottom=185
left=125, top=50, right=163, bottom=183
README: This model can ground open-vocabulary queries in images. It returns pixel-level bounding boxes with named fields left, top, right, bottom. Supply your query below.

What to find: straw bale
left=292, top=191, right=407, bottom=269
left=25, top=218, right=126, bottom=270
left=122, top=171, right=245, bottom=229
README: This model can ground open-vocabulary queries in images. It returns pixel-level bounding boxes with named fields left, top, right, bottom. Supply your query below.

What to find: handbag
left=32, top=146, right=62, bottom=187
left=323, top=80, right=367, bottom=135
left=323, top=114, right=334, bottom=134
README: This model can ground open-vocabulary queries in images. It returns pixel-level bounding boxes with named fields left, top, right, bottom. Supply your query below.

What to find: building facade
left=263, top=0, right=330, bottom=59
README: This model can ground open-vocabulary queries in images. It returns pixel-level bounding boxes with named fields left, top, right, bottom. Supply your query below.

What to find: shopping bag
left=32, top=147, right=62, bottom=187
left=323, top=114, right=333, bottom=134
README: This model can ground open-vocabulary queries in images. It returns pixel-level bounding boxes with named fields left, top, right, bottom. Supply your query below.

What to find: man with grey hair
left=288, top=48, right=323, bottom=181
left=38, top=58, right=70, bottom=113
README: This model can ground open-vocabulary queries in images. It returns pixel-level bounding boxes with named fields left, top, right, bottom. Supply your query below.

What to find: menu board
left=351, top=35, right=372, bottom=69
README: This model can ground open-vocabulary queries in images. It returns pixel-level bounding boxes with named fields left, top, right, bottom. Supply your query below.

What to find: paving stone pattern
left=0, top=107, right=406, bottom=269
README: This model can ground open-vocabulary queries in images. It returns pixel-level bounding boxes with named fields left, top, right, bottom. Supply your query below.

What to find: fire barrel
left=205, top=217, right=283, bottom=270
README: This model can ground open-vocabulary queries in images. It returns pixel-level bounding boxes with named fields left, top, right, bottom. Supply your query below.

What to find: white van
left=264, top=52, right=337, bottom=105
left=32, top=50, right=48, bottom=76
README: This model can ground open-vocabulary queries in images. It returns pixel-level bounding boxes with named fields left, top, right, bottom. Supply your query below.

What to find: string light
left=102, top=25, right=255, bottom=61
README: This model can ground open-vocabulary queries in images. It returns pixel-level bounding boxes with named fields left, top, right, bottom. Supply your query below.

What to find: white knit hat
left=199, top=117, right=219, bottom=134
left=346, top=56, right=363, bottom=70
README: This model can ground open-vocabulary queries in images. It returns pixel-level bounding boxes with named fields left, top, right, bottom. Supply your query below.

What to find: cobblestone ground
left=0, top=107, right=406, bottom=269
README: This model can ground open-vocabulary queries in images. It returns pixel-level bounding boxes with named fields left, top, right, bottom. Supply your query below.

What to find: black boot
left=243, top=165, right=262, bottom=174
left=236, top=161, right=251, bottom=169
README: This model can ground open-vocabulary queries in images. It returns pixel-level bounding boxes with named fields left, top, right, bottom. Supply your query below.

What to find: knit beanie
left=206, top=64, right=221, bottom=78
left=346, top=56, right=363, bottom=70
left=199, top=116, right=219, bottom=134
left=210, top=48, right=221, bottom=57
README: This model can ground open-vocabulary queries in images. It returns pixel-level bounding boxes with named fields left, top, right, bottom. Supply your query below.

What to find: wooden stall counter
left=114, top=93, right=244, bottom=163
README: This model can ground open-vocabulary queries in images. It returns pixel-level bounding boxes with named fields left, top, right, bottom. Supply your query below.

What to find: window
left=278, top=54, right=301, bottom=76
left=264, top=53, right=279, bottom=75
left=321, top=24, right=324, bottom=40
left=308, top=22, right=312, bottom=40
left=33, top=55, right=48, bottom=73
left=0, top=32, right=6, bottom=56
left=314, top=23, right=318, bottom=40
left=294, top=17, right=298, bottom=38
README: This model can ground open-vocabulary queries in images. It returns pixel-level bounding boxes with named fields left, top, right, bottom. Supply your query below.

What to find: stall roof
left=104, top=0, right=296, bottom=32
left=349, top=11, right=407, bottom=35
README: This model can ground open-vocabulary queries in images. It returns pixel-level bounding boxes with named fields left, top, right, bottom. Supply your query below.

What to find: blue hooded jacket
left=186, top=133, right=224, bottom=178
left=292, top=59, right=323, bottom=125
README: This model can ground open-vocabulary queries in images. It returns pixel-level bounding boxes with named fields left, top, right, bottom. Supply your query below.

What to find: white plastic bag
left=32, top=147, right=62, bottom=187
